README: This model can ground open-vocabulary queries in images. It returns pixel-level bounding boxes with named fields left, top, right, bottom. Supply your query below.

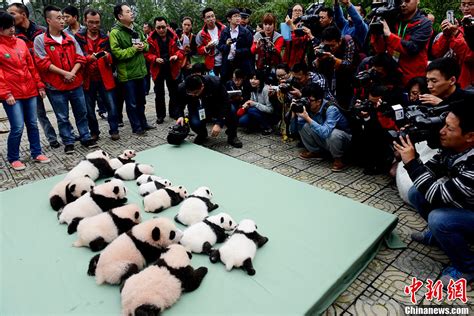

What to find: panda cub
left=139, top=178, right=172, bottom=197
left=65, top=150, right=115, bottom=181
left=143, top=186, right=188, bottom=213
left=58, top=179, right=128, bottom=230
left=136, top=174, right=164, bottom=186
left=49, top=176, right=95, bottom=211
left=180, top=213, right=236, bottom=254
left=73, top=204, right=142, bottom=251
left=209, top=219, right=268, bottom=276
left=121, top=244, right=208, bottom=315
left=175, top=186, right=219, bottom=226
left=110, top=149, right=137, bottom=170
left=88, top=217, right=183, bottom=285
left=114, top=163, right=154, bottom=181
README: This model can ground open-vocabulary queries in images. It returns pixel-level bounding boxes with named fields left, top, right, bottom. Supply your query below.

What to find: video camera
left=388, top=104, right=450, bottom=148
left=290, top=98, right=310, bottom=113
left=294, top=0, right=325, bottom=37
left=353, top=99, right=405, bottom=120
left=368, top=0, right=402, bottom=35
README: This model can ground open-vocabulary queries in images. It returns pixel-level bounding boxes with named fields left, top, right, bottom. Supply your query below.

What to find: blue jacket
left=334, top=4, right=368, bottom=49
left=217, top=25, right=253, bottom=80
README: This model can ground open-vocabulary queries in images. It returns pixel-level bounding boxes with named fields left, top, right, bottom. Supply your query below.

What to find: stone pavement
left=0, top=93, right=472, bottom=315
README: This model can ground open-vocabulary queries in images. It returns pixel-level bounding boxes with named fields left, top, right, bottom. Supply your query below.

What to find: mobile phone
left=446, top=10, right=455, bottom=24
left=227, top=90, right=242, bottom=97
left=94, top=51, right=106, bottom=58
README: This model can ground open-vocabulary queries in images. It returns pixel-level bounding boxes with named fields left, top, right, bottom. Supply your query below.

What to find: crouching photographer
left=289, top=83, right=351, bottom=172
left=394, top=98, right=474, bottom=286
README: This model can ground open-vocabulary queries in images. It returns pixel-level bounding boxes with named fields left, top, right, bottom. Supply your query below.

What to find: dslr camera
left=354, top=68, right=378, bottom=87
left=368, top=0, right=402, bottom=35
left=315, top=44, right=331, bottom=57
left=294, top=1, right=325, bottom=37
left=291, top=98, right=310, bottom=113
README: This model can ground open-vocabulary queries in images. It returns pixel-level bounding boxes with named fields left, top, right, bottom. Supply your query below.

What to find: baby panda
left=73, top=204, right=142, bottom=251
left=88, top=217, right=183, bottom=285
left=65, top=150, right=115, bottom=181
left=58, top=179, right=128, bottom=231
left=180, top=212, right=236, bottom=254
left=175, top=186, right=219, bottom=226
left=143, top=186, right=188, bottom=213
left=49, top=176, right=95, bottom=211
left=136, top=174, right=164, bottom=186
left=110, top=149, right=137, bottom=170
left=114, top=163, right=154, bottom=181
left=121, top=244, right=208, bottom=315
left=139, top=178, right=172, bottom=197
left=209, top=219, right=268, bottom=276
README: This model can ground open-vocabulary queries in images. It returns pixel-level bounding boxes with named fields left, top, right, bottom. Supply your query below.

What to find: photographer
left=314, top=26, right=357, bottom=109
left=282, top=4, right=312, bottom=69
left=371, top=0, right=432, bottom=85
left=175, top=75, right=243, bottom=148
left=225, top=68, right=251, bottom=114
left=251, top=13, right=284, bottom=73
left=333, top=0, right=368, bottom=51
left=289, top=83, right=351, bottom=172
left=290, top=62, right=331, bottom=100
left=269, top=64, right=294, bottom=140
left=394, top=99, right=474, bottom=285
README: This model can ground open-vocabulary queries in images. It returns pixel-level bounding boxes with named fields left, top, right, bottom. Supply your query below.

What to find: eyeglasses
left=156, top=25, right=166, bottom=30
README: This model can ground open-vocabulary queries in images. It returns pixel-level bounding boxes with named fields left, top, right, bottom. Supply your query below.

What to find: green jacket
left=109, top=22, right=149, bottom=82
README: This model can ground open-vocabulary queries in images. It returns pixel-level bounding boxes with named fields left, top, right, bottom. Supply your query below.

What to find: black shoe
left=64, top=144, right=75, bottom=154
left=194, top=134, right=208, bottom=145
left=98, top=112, right=107, bottom=120
left=227, top=136, right=243, bottom=148
left=110, top=133, right=120, bottom=141
left=133, top=130, right=146, bottom=136
left=82, top=139, right=98, bottom=149
left=156, top=117, right=164, bottom=124
left=73, top=134, right=81, bottom=142
left=262, top=128, right=273, bottom=136
left=50, top=141, right=61, bottom=148
left=118, top=122, right=125, bottom=128
left=144, top=125, right=156, bottom=130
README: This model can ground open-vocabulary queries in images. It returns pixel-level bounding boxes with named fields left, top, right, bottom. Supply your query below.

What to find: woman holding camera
left=251, top=13, right=284, bottom=74
left=0, top=12, right=50, bottom=170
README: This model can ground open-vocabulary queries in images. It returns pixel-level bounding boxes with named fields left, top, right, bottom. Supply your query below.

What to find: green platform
left=0, top=143, right=400, bottom=315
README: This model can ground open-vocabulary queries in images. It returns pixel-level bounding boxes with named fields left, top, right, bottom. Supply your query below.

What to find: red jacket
left=371, top=11, right=432, bottom=86
left=145, top=28, right=184, bottom=80
left=34, top=31, right=86, bottom=91
left=283, top=32, right=309, bottom=68
left=196, top=21, right=225, bottom=70
left=15, top=20, right=46, bottom=53
left=251, top=31, right=284, bottom=70
left=75, top=29, right=115, bottom=91
left=0, top=35, right=44, bottom=100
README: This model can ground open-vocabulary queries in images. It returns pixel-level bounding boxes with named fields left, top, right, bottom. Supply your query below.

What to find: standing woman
left=251, top=13, right=284, bottom=75
left=0, top=12, right=50, bottom=170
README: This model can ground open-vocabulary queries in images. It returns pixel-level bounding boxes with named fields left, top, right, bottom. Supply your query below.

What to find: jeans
left=238, top=107, right=271, bottom=130
left=84, top=81, right=119, bottom=135
left=3, top=98, right=42, bottom=162
left=36, top=96, right=58, bottom=144
left=154, top=68, right=179, bottom=119
left=46, top=87, right=91, bottom=145
left=122, top=78, right=148, bottom=133
left=299, top=124, right=351, bottom=158
left=408, top=187, right=474, bottom=273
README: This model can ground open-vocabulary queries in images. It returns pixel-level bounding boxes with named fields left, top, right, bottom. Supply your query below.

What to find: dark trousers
left=154, top=68, right=179, bottom=119
left=188, top=108, right=238, bottom=139
left=122, top=78, right=148, bottom=133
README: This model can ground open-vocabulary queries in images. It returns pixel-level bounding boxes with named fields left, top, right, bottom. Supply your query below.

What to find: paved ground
left=0, top=92, right=472, bottom=315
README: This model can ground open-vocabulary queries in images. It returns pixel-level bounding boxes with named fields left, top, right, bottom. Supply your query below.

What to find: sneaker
left=439, top=266, right=474, bottom=287
left=411, top=229, right=439, bottom=246
left=144, top=125, right=156, bottom=130
left=110, top=133, right=120, bottom=141
left=331, top=159, right=347, bottom=172
left=194, top=134, right=208, bottom=145
left=98, top=112, right=107, bottom=120
left=300, top=151, right=324, bottom=160
left=118, top=122, right=125, bottom=128
left=50, top=140, right=61, bottom=148
left=133, top=130, right=146, bottom=136
left=34, top=154, right=50, bottom=164
left=64, top=144, right=75, bottom=155
left=227, top=136, right=243, bottom=148
left=156, top=117, right=164, bottom=124
left=82, top=139, right=98, bottom=149
left=10, top=160, right=26, bottom=171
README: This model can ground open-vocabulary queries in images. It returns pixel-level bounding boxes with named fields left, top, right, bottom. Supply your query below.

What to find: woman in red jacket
left=251, top=13, right=284, bottom=73
left=0, top=12, right=50, bottom=170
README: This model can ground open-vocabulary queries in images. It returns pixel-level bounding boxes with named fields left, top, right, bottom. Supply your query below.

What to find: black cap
left=239, top=8, right=252, bottom=18
left=226, top=8, right=241, bottom=19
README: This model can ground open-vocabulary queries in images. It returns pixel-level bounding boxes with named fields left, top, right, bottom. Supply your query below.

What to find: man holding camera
left=175, top=75, right=243, bottom=148
left=145, top=17, right=184, bottom=124
left=218, top=8, right=253, bottom=82
left=333, top=0, right=368, bottom=50
left=75, top=9, right=119, bottom=141
left=289, top=83, right=351, bottom=172
left=371, top=0, right=432, bottom=86
left=394, top=98, right=474, bottom=285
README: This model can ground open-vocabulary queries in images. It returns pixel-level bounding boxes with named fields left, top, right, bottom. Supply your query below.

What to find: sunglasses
left=156, top=25, right=166, bottom=30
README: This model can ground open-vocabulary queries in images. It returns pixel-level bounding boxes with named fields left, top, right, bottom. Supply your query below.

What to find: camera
left=259, top=37, right=274, bottom=52
left=230, top=38, right=238, bottom=44
left=94, top=51, right=106, bottom=59
left=354, top=68, right=378, bottom=87
left=368, top=0, right=402, bottom=35
left=315, top=44, right=331, bottom=57
left=291, top=98, right=309, bottom=113
left=293, top=1, right=325, bottom=37
left=167, top=119, right=191, bottom=145
left=388, top=104, right=450, bottom=148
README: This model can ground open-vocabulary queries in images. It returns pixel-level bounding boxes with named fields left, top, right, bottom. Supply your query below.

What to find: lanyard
left=397, top=22, right=408, bottom=39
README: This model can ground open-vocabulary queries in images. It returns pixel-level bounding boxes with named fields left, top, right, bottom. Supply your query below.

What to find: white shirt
left=51, top=34, right=63, bottom=44
left=208, top=26, right=222, bottom=66
left=228, top=25, right=239, bottom=61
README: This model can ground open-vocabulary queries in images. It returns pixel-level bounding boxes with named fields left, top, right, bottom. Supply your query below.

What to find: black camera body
left=167, top=121, right=191, bottom=145
left=368, top=0, right=402, bottom=35
left=259, top=36, right=274, bottom=52
left=354, top=68, right=378, bottom=87
left=293, top=1, right=326, bottom=37
left=315, top=44, right=331, bottom=57
left=291, top=98, right=310, bottom=113
left=230, top=38, right=238, bottom=44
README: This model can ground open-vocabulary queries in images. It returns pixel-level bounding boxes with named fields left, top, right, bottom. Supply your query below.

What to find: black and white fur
left=175, top=186, right=219, bottom=226
left=144, top=186, right=188, bottom=213
left=110, top=149, right=137, bottom=170
left=139, top=178, right=172, bottom=196
left=58, top=179, right=128, bottom=231
left=73, top=204, right=142, bottom=251
left=65, top=150, right=115, bottom=181
left=121, top=244, right=208, bottom=315
left=49, top=176, right=95, bottom=211
left=136, top=174, right=164, bottom=186
left=210, top=219, right=268, bottom=275
left=87, top=217, right=183, bottom=285
left=114, top=163, right=154, bottom=181
left=180, top=213, right=236, bottom=254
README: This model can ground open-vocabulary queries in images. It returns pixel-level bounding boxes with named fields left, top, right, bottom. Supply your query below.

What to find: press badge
left=198, top=108, right=206, bottom=121
left=392, top=51, right=400, bottom=63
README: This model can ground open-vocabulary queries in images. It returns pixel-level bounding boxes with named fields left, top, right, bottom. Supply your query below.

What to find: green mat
left=0, top=143, right=400, bottom=315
